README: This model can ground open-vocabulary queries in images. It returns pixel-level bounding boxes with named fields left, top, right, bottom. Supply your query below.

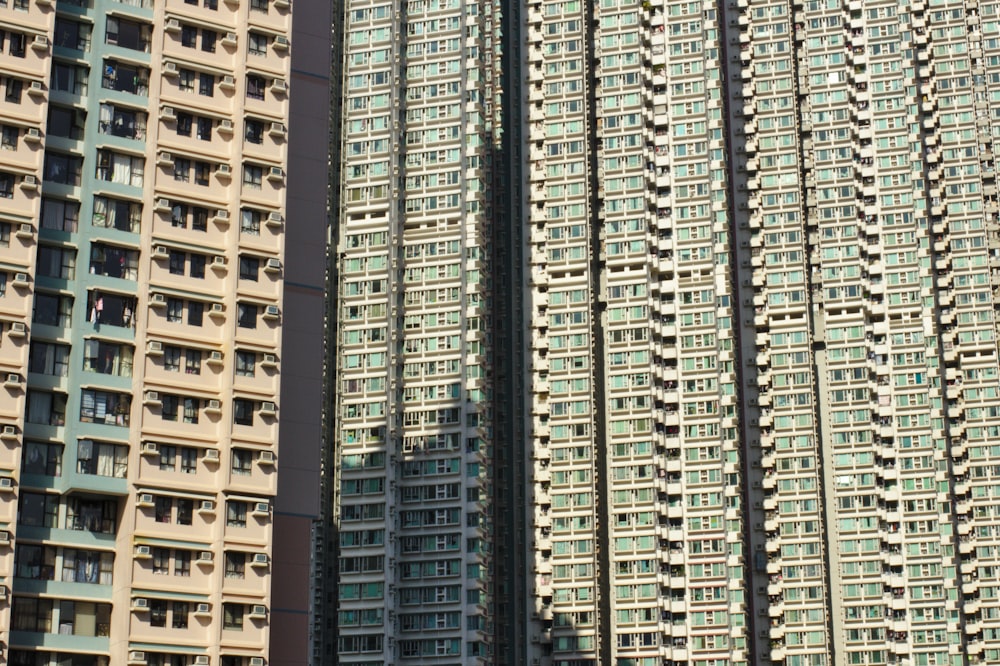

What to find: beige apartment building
left=0, top=0, right=328, bottom=662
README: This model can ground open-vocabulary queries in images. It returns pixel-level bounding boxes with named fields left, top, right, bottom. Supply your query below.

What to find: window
left=166, top=298, right=183, bottom=323
left=21, top=441, right=63, bottom=476
left=15, top=543, right=56, bottom=580
left=199, top=72, right=214, bottom=96
left=37, top=245, right=76, bottom=279
left=94, top=149, right=144, bottom=187
left=190, top=254, right=206, bottom=278
left=33, top=292, right=74, bottom=327
left=76, top=439, right=127, bottom=478
left=174, top=157, right=191, bottom=182
left=225, top=552, right=245, bottom=579
left=47, top=106, right=87, bottom=140
left=245, top=119, right=264, bottom=144
left=159, top=444, right=176, bottom=470
left=152, top=547, right=169, bottom=574
left=250, top=0, right=267, bottom=12
left=237, top=303, right=258, bottom=329
left=98, top=103, right=146, bottom=140
left=234, top=399, right=254, bottom=426
left=248, top=32, right=267, bottom=55
left=169, top=251, right=185, bottom=275
left=183, top=398, right=200, bottom=424
left=223, top=603, right=245, bottom=630
left=192, top=207, right=208, bottom=231
left=89, top=243, right=139, bottom=280
left=5, top=77, right=23, bottom=103
left=5, top=31, right=26, bottom=57
left=201, top=30, right=216, bottom=52
left=247, top=75, right=265, bottom=100
left=243, top=164, right=262, bottom=189
left=176, top=112, right=192, bottom=136
left=164, top=346, right=181, bottom=371
left=29, top=341, right=70, bottom=377
left=92, top=195, right=139, bottom=232
left=105, top=16, right=150, bottom=52
left=1, top=125, right=17, bottom=150
left=44, top=152, right=83, bottom=186
left=171, top=203, right=188, bottom=228
left=11, top=597, right=54, bottom=632
left=194, top=160, right=210, bottom=186
left=51, top=63, right=88, bottom=96
left=236, top=350, right=256, bottom=377
left=26, top=390, right=67, bottom=426
left=174, top=550, right=191, bottom=575
left=162, top=394, right=178, bottom=421
left=154, top=496, right=173, bottom=523
left=61, top=549, right=114, bottom=584
left=101, top=60, right=149, bottom=95
left=188, top=301, right=203, bottom=326
left=197, top=116, right=212, bottom=140
left=0, top=172, right=13, bottom=197
left=0, top=222, right=7, bottom=245
left=18, top=492, right=59, bottom=527
left=172, top=602, right=189, bottom=629
left=55, top=17, right=91, bottom=51
left=150, top=599, right=167, bottom=627
left=180, top=447, right=197, bottom=473
left=186, top=350, right=201, bottom=374
left=42, top=198, right=81, bottom=232
left=227, top=501, right=247, bottom=527
left=67, top=496, right=118, bottom=533
left=232, top=449, right=252, bottom=476
left=241, top=209, right=261, bottom=235
left=239, top=256, right=259, bottom=281
left=180, top=25, right=197, bottom=48
left=178, top=68, right=195, bottom=92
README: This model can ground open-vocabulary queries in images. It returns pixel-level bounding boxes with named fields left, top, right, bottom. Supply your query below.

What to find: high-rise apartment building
left=0, top=0, right=315, bottom=663
left=327, top=1, right=1000, bottom=666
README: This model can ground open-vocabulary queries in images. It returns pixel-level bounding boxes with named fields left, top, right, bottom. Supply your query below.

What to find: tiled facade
left=0, top=0, right=292, bottom=663
left=330, top=1, right=1000, bottom=666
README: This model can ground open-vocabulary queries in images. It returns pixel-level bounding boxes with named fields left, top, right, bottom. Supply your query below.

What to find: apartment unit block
left=0, top=0, right=293, bottom=663
left=327, top=0, right=502, bottom=663
left=323, top=1, right=1000, bottom=666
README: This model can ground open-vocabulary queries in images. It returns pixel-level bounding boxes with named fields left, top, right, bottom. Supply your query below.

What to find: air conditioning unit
left=209, top=350, right=223, bottom=362
left=274, top=0, right=288, bottom=7
left=253, top=501, right=270, bottom=515
left=29, top=80, right=44, bottom=93
left=1, top=425, right=17, bottom=438
left=17, top=223, right=33, bottom=238
left=128, top=651, right=147, bottom=665
left=138, top=493, right=155, bottom=507
left=193, top=657, right=209, bottom=666
left=270, top=79, right=287, bottom=94
left=162, top=106, right=176, bottom=121
left=199, top=500, right=215, bottom=512
left=220, top=75, right=235, bottom=89
left=0, top=476, right=13, bottom=490
left=214, top=209, right=230, bottom=223
left=222, top=32, right=237, bottom=46
left=258, top=450, right=275, bottom=464
left=216, top=163, right=232, bottom=177
left=204, top=449, right=220, bottom=461
left=11, top=273, right=28, bottom=287
left=198, top=551, right=214, bottom=562
left=251, top=553, right=269, bottom=567
left=267, top=166, right=284, bottom=182
left=212, top=255, right=227, bottom=267
left=9, top=322, right=26, bottom=337
left=141, top=442, right=159, bottom=456
left=261, top=353, right=277, bottom=367
left=264, top=258, right=282, bottom=272
left=0, top=530, right=10, bottom=544
left=164, top=62, right=178, bottom=75
left=249, top=604, right=267, bottom=618
left=211, top=303, right=225, bottom=314
left=273, top=35, right=289, bottom=50
left=249, top=657, right=265, bottom=666
left=155, top=198, right=171, bottom=212
left=260, top=401, right=276, bottom=415
left=219, top=119, right=234, bottom=133
left=4, top=373, right=21, bottom=387
left=150, top=293, right=166, bottom=306
left=266, top=211, right=283, bottom=226
left=264, top=305, right=280, bottom=319
left=132, top=597, right=149, bottom=610
left=206, top=399, right=222, bottom=413
left=153, top=245, right=169, bottom=258
left=195, top=603, right=211, bottom=615
left=147, top=341, right=164, bottom=356
left=269, top=122, right=286, bottom=137
left=143, top=391, right=161, bottom=406
left=134, top=545, right=152, bottom=558
left=165, top=18, right=181, bottom=32
left=32, top=34, right=50, bottom=50
left=24, top=127, right=41, bottom=142
left=20, top=175, right=38, bottom=191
